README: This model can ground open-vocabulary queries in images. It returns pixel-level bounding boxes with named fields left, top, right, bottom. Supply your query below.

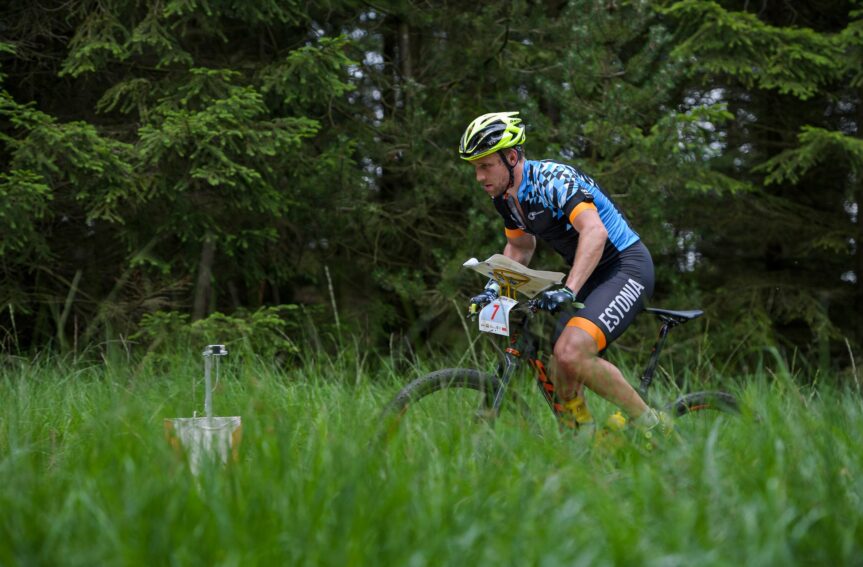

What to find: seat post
left=637, top=321, right=675, bottom=402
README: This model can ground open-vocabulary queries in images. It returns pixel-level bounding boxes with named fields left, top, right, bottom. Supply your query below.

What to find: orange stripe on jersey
left=505, top=227, right=528, bottom=239
left=568, top=202, right=597, bottom=226
left=566, top=316, right=607, bottom=351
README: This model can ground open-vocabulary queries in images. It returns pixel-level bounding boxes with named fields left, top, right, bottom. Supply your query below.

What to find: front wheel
left=378, top=368, right=531, bottom=444
left=379, top=368, right=499, bottom=427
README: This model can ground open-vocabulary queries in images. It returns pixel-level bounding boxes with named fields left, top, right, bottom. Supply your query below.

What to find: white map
left=463, top=254, right=565, bottom=298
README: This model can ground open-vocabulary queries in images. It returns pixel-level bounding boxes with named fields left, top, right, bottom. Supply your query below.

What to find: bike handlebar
left=519, top=298, right=584, bottom=314
left=470, top=297, right=585, bottom=319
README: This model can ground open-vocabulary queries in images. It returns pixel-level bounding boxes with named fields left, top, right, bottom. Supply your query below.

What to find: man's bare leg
left=551, top=326, right=649, bottom=418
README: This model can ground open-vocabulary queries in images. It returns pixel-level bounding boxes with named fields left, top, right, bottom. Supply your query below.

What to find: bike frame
left=488, top=305, right=682, bottom=429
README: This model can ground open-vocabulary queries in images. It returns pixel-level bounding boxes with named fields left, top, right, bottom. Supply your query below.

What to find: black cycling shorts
left=551, top=240, right=654, bottom=352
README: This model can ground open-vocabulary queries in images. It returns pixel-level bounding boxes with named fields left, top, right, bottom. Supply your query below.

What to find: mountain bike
left=378, top=256, right=738, bottom=441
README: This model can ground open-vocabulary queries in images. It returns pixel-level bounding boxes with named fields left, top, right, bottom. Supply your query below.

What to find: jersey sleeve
left=543, top=166, right=598, bottom=226
left=562, top=186, right=597, bottom=226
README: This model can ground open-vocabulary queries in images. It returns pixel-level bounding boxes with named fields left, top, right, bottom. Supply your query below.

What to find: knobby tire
left=380, top=368, right=500, bottom=421
left=378, top=368, right=539, bottom=442
left=665, top=390, right=739, bottom=417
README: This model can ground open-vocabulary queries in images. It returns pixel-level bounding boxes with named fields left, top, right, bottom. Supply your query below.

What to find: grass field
left=2, top=351, right=862, bottom=566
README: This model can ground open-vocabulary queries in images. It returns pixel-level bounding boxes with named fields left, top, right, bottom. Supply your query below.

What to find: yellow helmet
left=459, top=112, right=526, bottom=161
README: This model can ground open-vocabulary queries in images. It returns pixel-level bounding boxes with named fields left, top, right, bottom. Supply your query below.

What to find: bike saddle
left=645, top=307, right=704, bottom=325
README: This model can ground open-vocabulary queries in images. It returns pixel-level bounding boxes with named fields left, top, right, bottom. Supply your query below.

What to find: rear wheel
left=665, top=390, right=739, bottom=417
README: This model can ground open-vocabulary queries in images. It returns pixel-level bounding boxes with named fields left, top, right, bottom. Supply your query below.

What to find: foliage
left=131, top=305, right=303, bottom=360
left=0, top=0, right=360, bottom=351
left=665, top=0, right=843, bottom=98
left=0, top=91, right=137, bottom=225
left=0, top=170, right=52, bottom=258
left=758, top=126, right=863, bottom=183
left=0, top=0, right=862, bottom=375
left=660, top=0, right=863, bottom=363
left=1, top=359, right=862, bottom=563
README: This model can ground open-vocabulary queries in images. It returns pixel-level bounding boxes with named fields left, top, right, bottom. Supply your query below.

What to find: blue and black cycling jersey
left=492, top=159, right=640, bottom=270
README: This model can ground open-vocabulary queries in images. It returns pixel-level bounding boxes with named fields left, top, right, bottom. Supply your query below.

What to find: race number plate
left=478, top=297, right=517, bottom=336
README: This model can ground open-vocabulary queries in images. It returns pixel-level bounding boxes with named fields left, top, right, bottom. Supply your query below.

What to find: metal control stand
left=165, top=344, right=242, bottom=476
left=202, top=344, right=228, bottom=418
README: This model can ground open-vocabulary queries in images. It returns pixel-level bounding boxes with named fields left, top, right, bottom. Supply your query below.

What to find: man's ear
left=508, top=149, right=519, bottom=166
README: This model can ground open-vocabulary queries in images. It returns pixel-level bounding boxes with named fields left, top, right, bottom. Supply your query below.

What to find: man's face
left=470, top=151, right=515, bottom=199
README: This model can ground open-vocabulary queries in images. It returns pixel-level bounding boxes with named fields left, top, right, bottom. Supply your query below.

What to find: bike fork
left=491, top=350, right=520, bottom=413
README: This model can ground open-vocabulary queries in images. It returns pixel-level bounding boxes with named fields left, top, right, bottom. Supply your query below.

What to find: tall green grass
left=1, top=352, right=862, bottom=566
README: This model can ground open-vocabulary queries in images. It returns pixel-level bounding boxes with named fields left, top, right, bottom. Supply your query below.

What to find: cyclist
left=461, top=111, right=669, bottom=435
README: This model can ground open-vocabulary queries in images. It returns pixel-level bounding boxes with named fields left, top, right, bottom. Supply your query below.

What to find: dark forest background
left=1, top=0, right=861, bottom=378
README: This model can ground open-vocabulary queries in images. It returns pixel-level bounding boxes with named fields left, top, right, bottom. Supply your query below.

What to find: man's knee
left=553, top=328, right=598, bottom=372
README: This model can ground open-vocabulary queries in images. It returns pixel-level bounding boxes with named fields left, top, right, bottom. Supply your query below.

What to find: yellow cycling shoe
left=589, top=412, right=627, bottom=452
left=605, top=411, right=627, bottom=431
left=634, top=409, right=676, bottom=451
left=563, top=395, right=595, bottom=426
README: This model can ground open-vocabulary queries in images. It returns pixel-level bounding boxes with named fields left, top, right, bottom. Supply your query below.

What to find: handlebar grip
left=524, top=299, right=586, bottom=313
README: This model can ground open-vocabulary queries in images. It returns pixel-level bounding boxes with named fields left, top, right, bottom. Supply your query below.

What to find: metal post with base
left=164, top=344, right=242, bottom=475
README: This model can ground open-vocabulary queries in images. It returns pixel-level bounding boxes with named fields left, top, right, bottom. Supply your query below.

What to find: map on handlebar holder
left=463, top=255, right=565, bottom=298
left=463, top=255, right=566, bottom=337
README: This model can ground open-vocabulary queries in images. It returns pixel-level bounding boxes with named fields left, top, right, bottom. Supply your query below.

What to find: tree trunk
left=398, top=19, right=412, bottom=110
left=379, top=15, right=401, bottom=201
left=856, top=171, right=863, bottom=345
left=193, top=235, right=216, bottom=321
